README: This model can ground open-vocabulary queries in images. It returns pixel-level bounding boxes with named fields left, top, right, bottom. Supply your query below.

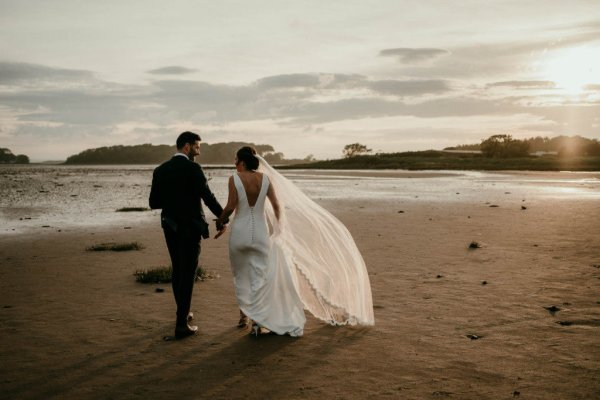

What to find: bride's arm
left=217, top=176, right=237, bottom=225
left=266, top=182, right=280, bottom=221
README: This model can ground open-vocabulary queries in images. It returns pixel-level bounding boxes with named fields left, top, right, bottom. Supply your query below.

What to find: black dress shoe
left=175, top=324, right=198, bottom=339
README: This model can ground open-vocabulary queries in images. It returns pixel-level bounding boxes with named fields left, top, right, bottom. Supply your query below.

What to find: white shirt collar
left=174, top=152, right=189, bottom=160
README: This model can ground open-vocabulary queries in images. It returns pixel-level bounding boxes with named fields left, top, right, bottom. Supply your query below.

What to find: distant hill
left=281, top=150, right=600, bottom=171
left=64, top=142, right=312, bottom=165
left=0, top=148, right=29, bottom=164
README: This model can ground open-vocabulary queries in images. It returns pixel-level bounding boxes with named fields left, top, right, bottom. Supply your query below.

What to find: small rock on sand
left=544, top=305, right=561, bottom=315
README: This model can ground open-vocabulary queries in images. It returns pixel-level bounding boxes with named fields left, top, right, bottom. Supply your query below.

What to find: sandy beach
left=1, top=172, right=599, bottom=399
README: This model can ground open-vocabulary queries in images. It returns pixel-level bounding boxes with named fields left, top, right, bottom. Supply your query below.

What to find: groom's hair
left=176, top=131, right=201, bottom=149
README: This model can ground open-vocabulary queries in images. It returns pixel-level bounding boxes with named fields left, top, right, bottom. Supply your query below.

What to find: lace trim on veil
left=258, top=156, right=374, bottom=326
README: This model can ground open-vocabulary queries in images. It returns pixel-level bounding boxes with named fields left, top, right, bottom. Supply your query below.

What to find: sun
left=542, top=46, right=600, bottom=94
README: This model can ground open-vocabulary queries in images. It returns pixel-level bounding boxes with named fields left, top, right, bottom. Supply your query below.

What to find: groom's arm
left=149, top=167, right=162, bottom=209
left=193, top=164, right=224, bottom=218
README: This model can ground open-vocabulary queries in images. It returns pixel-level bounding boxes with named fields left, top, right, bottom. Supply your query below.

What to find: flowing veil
left=258, top=156, right=374, bottom=326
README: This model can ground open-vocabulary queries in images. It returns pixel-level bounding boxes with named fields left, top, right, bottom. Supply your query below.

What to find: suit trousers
left=163, top=225, right=201, bottom=326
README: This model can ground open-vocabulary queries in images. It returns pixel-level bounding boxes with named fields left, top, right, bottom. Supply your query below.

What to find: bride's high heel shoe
left=249, top=322, right=271, bottom=337
left=250, top=322, right=260, bottom=337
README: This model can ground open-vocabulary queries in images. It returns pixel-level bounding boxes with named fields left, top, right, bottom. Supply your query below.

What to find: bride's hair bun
left=236, top=146, right=259, bottom=170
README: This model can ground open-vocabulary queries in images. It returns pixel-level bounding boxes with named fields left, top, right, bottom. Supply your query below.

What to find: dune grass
left=133, top=266, right=210, bottom=283
left=86, top=242, right=144, bottom=252
left=116, top=207, right=149, bottom=212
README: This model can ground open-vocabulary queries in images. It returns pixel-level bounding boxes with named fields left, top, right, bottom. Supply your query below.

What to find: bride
left=216, top=146, right=374, bottom=336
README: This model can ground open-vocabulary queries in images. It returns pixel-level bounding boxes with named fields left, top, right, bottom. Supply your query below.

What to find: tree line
left=64, top=142, right=308, bottom=165
left=445, top=135, right=600, bottom=158
left=0, top=148, right=29, bottom=164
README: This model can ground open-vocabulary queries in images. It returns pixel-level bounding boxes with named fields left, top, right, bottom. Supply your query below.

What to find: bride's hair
left=236, top=146, right=259, bottom=171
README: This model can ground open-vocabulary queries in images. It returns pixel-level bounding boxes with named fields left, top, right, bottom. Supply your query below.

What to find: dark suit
left=149, top=155, right=224, bottom=325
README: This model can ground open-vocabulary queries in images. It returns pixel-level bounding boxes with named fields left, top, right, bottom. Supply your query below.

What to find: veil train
left=258, top=156, right=374, bottom=326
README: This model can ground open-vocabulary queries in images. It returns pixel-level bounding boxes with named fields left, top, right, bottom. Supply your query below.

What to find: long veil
left=258, top=156, right=374, bottom=326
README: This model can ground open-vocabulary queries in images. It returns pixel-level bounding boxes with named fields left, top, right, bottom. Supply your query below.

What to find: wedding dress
left=228, top=157, right=374, bottom=336
left=229, top=172, right=306, bottom=336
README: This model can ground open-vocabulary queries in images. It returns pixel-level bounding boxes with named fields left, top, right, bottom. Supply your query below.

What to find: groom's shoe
left=175, top=323, right=198, bottom=339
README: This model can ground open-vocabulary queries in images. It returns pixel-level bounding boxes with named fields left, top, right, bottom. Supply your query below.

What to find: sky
left=1, top=0, right=600, bottom=161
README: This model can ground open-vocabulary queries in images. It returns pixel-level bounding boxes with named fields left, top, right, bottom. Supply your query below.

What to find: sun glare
left=542, top=46, right=600, bottom=94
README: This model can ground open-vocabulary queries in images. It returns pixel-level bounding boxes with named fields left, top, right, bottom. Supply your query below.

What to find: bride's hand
left=214, top=225, right=227, bottom=239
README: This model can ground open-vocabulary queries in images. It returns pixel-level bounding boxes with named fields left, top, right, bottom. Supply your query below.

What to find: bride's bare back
left=236, top=171, right=264, bottom=207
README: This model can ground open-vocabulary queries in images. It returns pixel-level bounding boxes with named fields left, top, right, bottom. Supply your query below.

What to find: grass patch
left=133, top=266, right=215, bottom=283
left=87, top=242, right=144, bottom=252
left=116, top=207, right=149, bottom=212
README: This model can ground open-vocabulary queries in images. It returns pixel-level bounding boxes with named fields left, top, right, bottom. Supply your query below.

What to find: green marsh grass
left=134, top=266, right=211, bottom=283
left=86, top=242, right=144, bottom=252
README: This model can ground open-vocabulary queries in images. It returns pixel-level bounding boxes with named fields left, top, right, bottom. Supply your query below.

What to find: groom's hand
left=214, top=218, right=227, bottom=239
left=215, top=226, right=227, bottom=239
left=214, top=225, right=227, bottom=239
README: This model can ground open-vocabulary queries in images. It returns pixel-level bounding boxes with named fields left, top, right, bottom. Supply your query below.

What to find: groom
left=149, top=131, right=226, bottom=339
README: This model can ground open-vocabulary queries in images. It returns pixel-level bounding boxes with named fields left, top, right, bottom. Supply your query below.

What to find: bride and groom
left=149, top=131, right=374, bottom=339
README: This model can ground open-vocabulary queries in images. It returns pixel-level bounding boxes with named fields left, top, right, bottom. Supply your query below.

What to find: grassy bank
left=281, top=151, right=600, bottom=171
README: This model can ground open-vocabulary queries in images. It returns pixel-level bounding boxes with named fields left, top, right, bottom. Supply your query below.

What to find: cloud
left=379, top=48, right=449, bottom=63
left=147, top=66, right=196, bottom=75
left=256, top=74, right=321, bottom=89
left=0, top=62, right=94, bottom=84
left=487, top=80, right=556, bottom=89
left=2, top=61, right=599, bottom=161
left=367, top=79, right=451, bottom=96
left=386, top=30, right=600, bottom=80
left=0, top=89, right=133, bottom=125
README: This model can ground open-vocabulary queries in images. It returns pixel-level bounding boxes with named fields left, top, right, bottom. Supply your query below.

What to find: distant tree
left=15, top=154, right=30, bottom=164
left=343, top=143, right=372, bottom=158
left=0, top=148, right=30, bottom=164
left=586, top=139, right=600, bottom=156
left=263, top=151, right=285, bottom=164
left=549, top=135, right=598, bottom=157
left=480, top=134, right=529, bottom=158
left=303, top=154, right=316, bottom=162
left=0, top=148, right=15, bottom=163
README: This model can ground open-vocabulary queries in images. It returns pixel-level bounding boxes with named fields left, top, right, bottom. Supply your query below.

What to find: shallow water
left=1, top=165, right=598, bottom=235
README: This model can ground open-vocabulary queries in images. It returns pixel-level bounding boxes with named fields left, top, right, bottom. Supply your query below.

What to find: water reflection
left=1, top=165, right=598, bottom=235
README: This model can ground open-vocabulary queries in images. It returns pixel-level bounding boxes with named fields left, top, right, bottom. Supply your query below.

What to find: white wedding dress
left=229, top=172, right=306, bottom=336
left=228, top=157, right=374, bottom=337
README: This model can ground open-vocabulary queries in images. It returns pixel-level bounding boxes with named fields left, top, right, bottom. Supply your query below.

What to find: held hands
left=214, top=218, right=228, bottom=239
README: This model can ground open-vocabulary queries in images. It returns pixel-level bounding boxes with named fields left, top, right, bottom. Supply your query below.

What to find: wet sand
left=1, top=190, right=599, bottom=399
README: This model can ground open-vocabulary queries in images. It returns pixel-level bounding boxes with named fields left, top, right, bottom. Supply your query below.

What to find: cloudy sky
left=1, top=0, right=600, bottom=161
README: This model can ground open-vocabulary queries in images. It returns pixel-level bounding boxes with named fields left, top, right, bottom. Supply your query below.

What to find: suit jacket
left=149, top=155, right=223, bottom=239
